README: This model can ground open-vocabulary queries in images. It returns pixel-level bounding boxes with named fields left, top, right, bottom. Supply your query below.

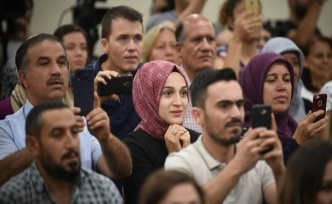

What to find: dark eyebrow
left=37, top=56, right=50, bottom=61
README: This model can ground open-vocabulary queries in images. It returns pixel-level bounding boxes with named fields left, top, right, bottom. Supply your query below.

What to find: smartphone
left=72, top=69, right=95, bottom=116
left=312, top=94, right=327, bottom=123
left=252, top=104, right=272, bottom=155
left=245, top=0, right=260, bottom=17
left=252, top=104, right=271, bottom=129
left=98, top=73, right=133, bottom=96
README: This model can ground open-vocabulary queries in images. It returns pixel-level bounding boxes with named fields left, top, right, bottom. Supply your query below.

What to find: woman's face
left=306, top=40, right=332, bottom=79
left=316, top=159, right=332, bottom=204
left=282, top=52, right=301, bottom=86
left=263, top=63, right=292, bottom=114
left=149, top=29, right=179, bottom=65
left=63, top=32, right=88, bottom=74
left=159, top=183, right=202, bottom=204
left=159, top=72, right=188, bottom=125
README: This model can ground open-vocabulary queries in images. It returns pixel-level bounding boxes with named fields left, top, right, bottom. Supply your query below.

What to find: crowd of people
left=0, top=0, right=332, bottom=203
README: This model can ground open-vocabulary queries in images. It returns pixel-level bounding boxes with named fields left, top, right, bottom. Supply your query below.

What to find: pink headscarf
left=133, top=60, right=188, bottom=140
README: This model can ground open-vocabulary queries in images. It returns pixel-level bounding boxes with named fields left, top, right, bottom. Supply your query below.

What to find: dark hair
left=137, top=169, right=204, bottom=204
left=26, top=100, right=69, bottom=139
left=15, top=33, right=66, bottom=72
left=190, top=68, right=237, bottom=107
left=101, top=5, right=143, bottom=39
left=303, top=36, right=332, bottom=57
left=53, top=24, right=88, bottom=43
left=279, top=140, right=332, bottom=204
left=53, top=24, right=90, bottom=64
left=175, top=21, right=184, bottom=43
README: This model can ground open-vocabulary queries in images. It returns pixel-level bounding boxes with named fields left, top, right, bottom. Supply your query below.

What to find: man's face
left=20, top=40, right=69, bottom=105
left=179, top=17, right=216, bottom=75
left=101, top=18, right=143, bottom=74
left=198, top=81, right=245, bottom=146
left=37, top=109, right=81, bottom=182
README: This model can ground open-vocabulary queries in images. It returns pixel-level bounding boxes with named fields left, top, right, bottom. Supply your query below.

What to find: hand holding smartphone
left=98, top=73, right=133, bottom=96
left=312, top=94, right=327, bottom=123
left=252, top=104, right=271, bottom=129
left=252, top=104, right=273, bottom=155
left=72, top=69, right=95, bottom=116
left=245, top=0, right=260, bottom=17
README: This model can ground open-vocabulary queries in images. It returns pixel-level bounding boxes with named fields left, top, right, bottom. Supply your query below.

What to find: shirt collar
left=193, top=136, right=226, bottom=170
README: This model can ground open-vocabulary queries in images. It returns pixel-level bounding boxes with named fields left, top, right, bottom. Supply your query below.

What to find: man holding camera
left=165, top=69, right=285, bottom=204
left=0, top=33, right=132, bottom=186
left=84, top=5, right=144, bottom=140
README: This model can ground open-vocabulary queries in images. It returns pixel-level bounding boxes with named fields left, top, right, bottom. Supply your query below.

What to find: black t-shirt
left=122, top=128, right=200, bottom=204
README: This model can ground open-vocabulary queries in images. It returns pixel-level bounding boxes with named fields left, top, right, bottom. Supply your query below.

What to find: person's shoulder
left=187, top=129, right=201, bottom=142
left=80, top=168, right=123, bottom=202
left=81, top=168, right=119, bottom=193
left=0, top=168, right=30, bottom=196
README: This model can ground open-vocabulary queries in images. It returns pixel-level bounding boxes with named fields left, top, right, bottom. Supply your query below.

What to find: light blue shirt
left=0, top=100, right=102, bottom=169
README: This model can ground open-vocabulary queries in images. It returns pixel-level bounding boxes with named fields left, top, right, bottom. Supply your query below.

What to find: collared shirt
left=0, top=162, right=122, bottom=204
left=0, top=100, right=102, bottom=169
left=179, top=66, right=202, bottom=133
left=165, top=136, right=275, bottom=204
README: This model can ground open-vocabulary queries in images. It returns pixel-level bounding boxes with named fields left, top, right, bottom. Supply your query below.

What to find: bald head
left=176, top=14, right=214, bottom=44
left=176, top=14, right=216, bottom=81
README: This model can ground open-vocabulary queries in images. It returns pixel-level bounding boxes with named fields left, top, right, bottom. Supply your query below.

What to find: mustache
left=224, top=118, right=243, bottom=128
left=62, top=150, right=79, bottom=160
left=47, top=76, right=64, bottom=85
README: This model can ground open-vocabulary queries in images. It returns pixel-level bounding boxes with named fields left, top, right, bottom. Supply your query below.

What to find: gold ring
left=172, top=130, right=177, bottom=135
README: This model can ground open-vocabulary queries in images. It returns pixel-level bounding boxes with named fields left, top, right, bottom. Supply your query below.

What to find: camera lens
left=318, top=100, right=323, bottom=107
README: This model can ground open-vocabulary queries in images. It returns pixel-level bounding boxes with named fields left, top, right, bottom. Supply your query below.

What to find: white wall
left=30, top=0, right=332, bottom=55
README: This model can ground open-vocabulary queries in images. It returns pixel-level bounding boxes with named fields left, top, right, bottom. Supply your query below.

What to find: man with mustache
left=0, top=101, right=122, bottom=203
left=175, top=14, right=216, bottom=133
left=165, top=69, right=285, bottom=203
left=0, top=34, right=132, bottom=186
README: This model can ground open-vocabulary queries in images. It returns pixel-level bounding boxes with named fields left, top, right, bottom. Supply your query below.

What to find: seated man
left=0, top=101, right=122, bottom=203
left=0, top=34, right=132, bottom=186
left=165, top=68, right=285, bottom=203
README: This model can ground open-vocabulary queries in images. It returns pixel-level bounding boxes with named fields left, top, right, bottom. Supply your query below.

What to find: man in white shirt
left=165, top=68, right=285, bottom=204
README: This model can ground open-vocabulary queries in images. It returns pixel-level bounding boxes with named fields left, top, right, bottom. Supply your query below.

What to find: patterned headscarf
left=133, top=60, right=188, bottom=140
left=239, top=52, right=298, bottom=146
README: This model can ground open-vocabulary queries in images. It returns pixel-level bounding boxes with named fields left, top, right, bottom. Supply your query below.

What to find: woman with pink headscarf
left=122, top=60, right=200, bottom=204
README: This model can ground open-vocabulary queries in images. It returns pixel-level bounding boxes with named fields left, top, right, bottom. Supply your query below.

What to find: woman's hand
left=164, top=124, right=190, bottom=154
left=293, top=110, right=328, bottom=145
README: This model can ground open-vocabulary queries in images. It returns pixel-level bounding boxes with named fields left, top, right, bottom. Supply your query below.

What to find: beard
left=39, top=147, right=81, bottom=183
left=204, top=113, right=242, bottom=146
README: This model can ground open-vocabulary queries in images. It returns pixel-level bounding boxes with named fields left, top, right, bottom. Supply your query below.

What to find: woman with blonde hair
left=142, top=22, right=180, bottom=65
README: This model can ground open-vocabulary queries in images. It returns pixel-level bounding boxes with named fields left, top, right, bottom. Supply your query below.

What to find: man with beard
left=272, top=0, right=327, bottom=48
left=165, top=68, right=285, bottom=204
left=0, top=34, right=132, bottom=186
left=0, top=101, right=122, bottom=203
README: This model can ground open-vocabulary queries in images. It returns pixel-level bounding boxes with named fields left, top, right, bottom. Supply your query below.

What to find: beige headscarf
left=10, top=83, right=74, bottom=112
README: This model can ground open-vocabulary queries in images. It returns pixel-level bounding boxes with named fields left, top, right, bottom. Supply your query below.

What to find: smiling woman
left=122, top=60, right=200, bottom=204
